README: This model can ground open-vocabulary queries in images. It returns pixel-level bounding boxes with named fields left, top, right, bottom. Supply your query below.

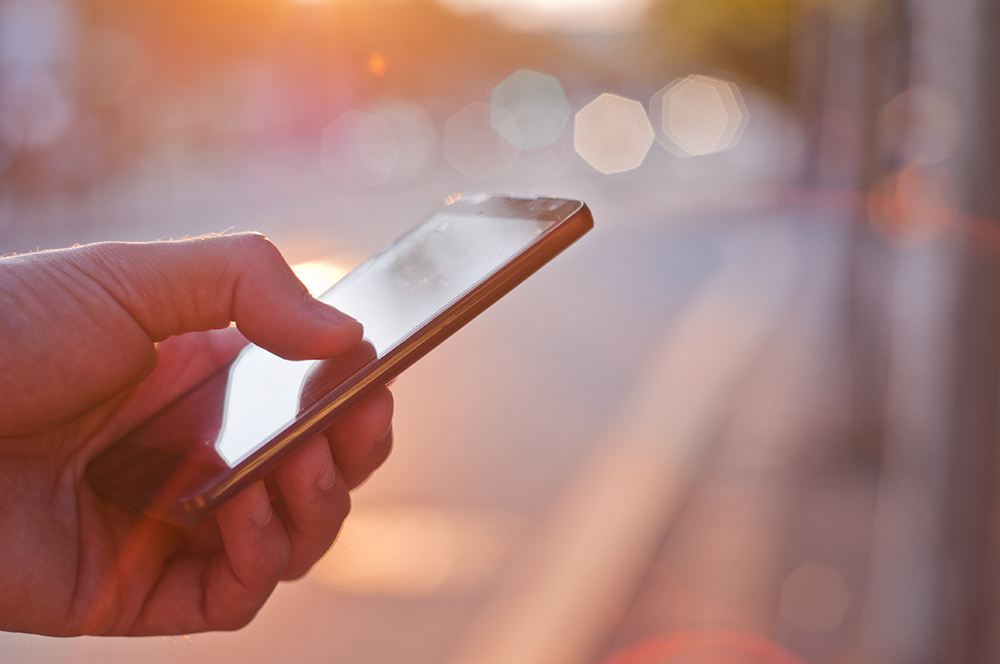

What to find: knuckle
left=233, top=232, right=282, bottom=264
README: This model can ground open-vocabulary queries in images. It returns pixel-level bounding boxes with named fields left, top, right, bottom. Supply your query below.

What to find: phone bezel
left=86, top=196, right=593, bottom=526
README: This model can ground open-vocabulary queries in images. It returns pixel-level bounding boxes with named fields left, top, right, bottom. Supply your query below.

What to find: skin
left=0, top=233, right=394, bottom=636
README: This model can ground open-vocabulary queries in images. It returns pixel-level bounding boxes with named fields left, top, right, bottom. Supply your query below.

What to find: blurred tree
left=645, top=0, right=894, bottom=97
left=645, top=0, right=795, bottom=94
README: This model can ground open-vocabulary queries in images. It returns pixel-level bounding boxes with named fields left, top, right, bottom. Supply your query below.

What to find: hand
left=0, top=233, right=393, bottom=636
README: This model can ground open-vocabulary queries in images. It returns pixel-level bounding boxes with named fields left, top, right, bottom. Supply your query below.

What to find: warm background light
left=442, top=0, right=650, bottom=31
left=286, top=0, right=651, bottom=31
left=291, top=260, right=349, bottom=296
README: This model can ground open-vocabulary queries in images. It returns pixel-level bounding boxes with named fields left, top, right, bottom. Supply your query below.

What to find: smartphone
left=86, top=195, right=593, bottom=526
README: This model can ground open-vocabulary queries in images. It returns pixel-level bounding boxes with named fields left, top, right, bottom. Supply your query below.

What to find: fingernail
left=250, top=486, right=272, bottom=527
left=316, top=456, right=337, bottom=492
left=306, top=295, right=360, bottom=328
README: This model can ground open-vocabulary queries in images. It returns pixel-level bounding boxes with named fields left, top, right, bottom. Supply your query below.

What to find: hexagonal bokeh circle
left=321, top=110, right=400, bottom=190
left=491, top=69, right=570, bottom=150
left=444, top=101, right=520, bottom=181
left=650, top=75, right=749, bottom=157
left=367, top=99, right=437, bottom=185
left=574, top=93, right=654, bottom=175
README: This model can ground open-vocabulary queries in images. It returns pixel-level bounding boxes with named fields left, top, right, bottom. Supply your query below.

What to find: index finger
left=69, top=233, right=363, bottom=361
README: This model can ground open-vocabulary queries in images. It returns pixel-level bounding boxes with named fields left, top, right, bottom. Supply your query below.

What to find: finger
left=327, top=387, right=394, bottom=489
left=129, top=481, right=290, bottom=634
left=173, top=325, right=251, bottom=368
left=202, top=480, right=291, bottom=630
left=128, top=327, right=250, bottom=408
left=68, top=233, right=362, bottom=361
left=272, top=434, right=351, bottom=580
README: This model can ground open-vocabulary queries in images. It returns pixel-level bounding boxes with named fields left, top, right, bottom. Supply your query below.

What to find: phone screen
left=117, top=200, right=561, bottom=470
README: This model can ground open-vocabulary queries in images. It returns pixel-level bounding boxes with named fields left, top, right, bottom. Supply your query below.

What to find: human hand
left=0, top=233, right=393, bottom=636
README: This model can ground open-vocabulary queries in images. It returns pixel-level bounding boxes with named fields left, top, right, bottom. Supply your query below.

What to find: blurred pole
left=862, top=0, right=980, bottom=659
left=965, top=1, right=1000, bottom=223
left=942, top=241, right=1000, bottom=664
left=944, top=0, right=1000, bottom=661
left=794, top=0, right=987, bottom=661
left=793, top=0, right=911, bottom=470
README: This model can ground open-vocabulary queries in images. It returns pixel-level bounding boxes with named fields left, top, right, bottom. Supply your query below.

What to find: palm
left=0, top=331, right=259, bottom=635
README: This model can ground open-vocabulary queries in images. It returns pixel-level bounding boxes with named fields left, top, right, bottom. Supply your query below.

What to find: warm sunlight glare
left=310, top=505, right=519, bottom=597
left=445, top=0, right=650, bottom=31
left=367, top=51, right=387, bottom=77
left=285, top=0, right=651, bottom=31
left=292, top=260, right=349, bottom=296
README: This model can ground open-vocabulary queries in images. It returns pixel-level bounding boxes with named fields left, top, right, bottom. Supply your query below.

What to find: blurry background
left=2, top=0, right=1000, bottom=663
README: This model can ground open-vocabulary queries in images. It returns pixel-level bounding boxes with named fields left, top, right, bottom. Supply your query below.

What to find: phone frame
left=86, top=196, right=593, bottom=526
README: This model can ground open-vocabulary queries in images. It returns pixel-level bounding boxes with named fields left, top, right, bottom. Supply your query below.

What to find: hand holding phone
left=0, top=231, right=390, bottom=636
left=0, top=195, right=590, bottom=636
left=88, top=195, right=592, bottom=525
left=0, top=198, right=591, bottom=636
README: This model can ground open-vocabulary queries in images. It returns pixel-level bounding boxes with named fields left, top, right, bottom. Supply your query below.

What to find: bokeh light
left=880, top=85, right=964, bottom=166
left=651, top=75, right=748, bottom=157
left=367, top=51, right=388, bottom=77
left=321, top=110, right=400, bottom=190
left=0, top=72, right=73, bottom=149
left=779, top=562, right=851, bottom=633
left=868, top=165, right=958, bottom=241
left=573, top=93, right=654, bottom=174
left=490, top=69, right=570, bottom=150
left=444, top=101, right=520, bottom=181
left=368, top=99, right=438, bottom=186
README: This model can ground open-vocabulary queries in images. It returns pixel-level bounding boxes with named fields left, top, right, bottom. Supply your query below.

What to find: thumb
left=68, top=233, right=362, bottom=360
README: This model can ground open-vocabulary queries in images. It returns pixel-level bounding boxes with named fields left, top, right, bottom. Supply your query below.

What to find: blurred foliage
left=645, top=0, right=895, bottom=96
left=645, top=0, right=795, bottom=95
